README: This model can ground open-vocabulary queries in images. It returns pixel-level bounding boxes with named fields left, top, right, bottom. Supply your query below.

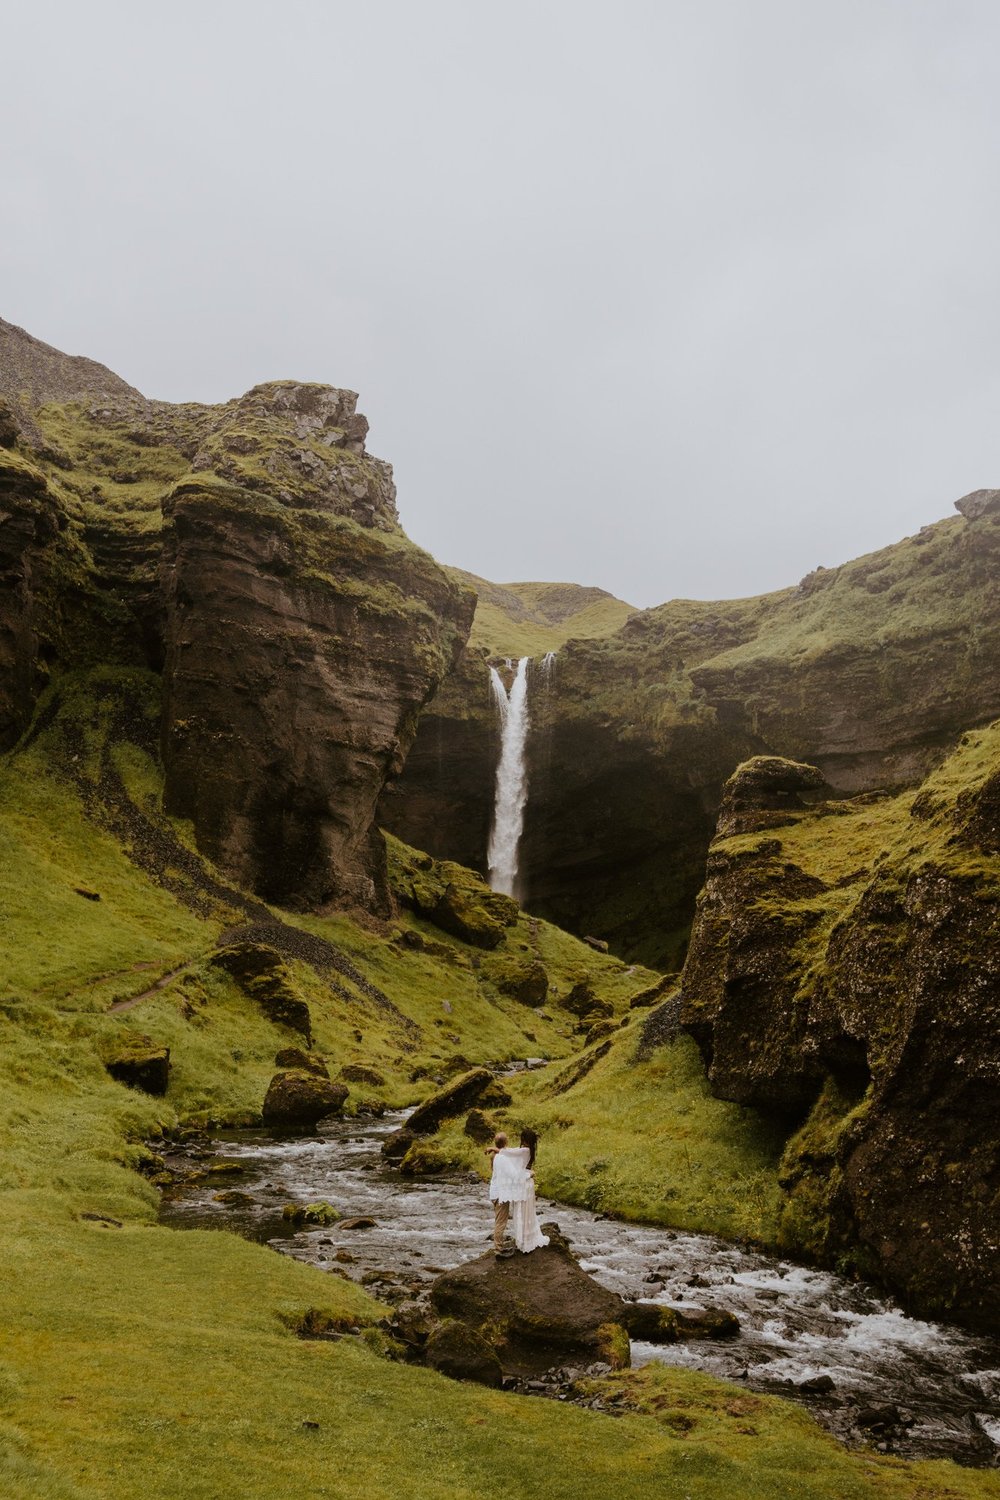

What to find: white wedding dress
left=493, top=1146, right=549, bottom=1253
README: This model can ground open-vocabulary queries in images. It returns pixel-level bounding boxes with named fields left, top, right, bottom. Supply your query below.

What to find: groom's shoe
left=495, top=1244, right=516, bottom=1259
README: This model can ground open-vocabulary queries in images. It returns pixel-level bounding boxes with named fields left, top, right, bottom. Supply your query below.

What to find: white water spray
left=488, top=656, right=531, bottom=897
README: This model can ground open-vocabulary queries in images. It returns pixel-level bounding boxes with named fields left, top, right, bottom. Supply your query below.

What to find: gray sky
left=4, top=1, right=998, bottom=608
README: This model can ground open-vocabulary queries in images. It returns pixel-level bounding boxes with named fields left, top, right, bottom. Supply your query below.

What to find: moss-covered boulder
left=281, top=1201, right=340, bottom=1226
left=405, top=1067, right=495, bottom=1135
left=481, top=955, right=548, bottom=1006
left=261, top=1070, right=348, bottom=1127
left=389, top=843, right=518, bottom=948
left=340, top=1063, right=385, bottom=1087
left=380, top=1127, right=417, bottom=1162
left=463, top=1108, right=495, bottom=1144
left=430, top=1228, right=630, bottom=1370
left=103, top=1034, right=170, bottom=1095
left=274, top=1047, right=328, bottom=1077
left=398, top=1139, right=450, bottom=1177
left=211, top=944, right=313, bottom=1041
left=424, top=1320, right=503, bottom=1388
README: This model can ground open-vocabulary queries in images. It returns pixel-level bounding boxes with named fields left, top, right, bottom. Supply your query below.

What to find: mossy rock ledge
left=104, top=1036, right=170, bottom=1096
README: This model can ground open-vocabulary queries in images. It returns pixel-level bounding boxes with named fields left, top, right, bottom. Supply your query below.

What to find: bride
left=490, top=1129, right=549, bottom=1254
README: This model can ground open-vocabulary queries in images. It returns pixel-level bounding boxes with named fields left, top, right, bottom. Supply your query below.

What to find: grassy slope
left=452, top=569, right=636, bottom=658
left=434, top=1023, right=788, bottom=1245
left=1, top=675, right=997, bottom=1498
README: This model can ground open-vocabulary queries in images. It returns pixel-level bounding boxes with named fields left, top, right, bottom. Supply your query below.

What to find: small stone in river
left=857, top=1404, right=900, bottom=1431
left=799, top=1375, right=836, bottom=1394
left=338, top=1216, right=377, bottom=1230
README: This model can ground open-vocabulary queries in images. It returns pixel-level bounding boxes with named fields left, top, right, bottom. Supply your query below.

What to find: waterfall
left=487, top=656, right=531, bottom=897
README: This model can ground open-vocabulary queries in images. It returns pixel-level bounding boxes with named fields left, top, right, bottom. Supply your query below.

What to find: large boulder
left=481, top=955, right=549, bottom=1006
left=430, top=1227, right=629, bottom=1371
left=405, top=1068, right=495, bottom=1135
left=262, top=1070, right=348, bottom=1127
left=424, top=1320, right=503, bottom=1388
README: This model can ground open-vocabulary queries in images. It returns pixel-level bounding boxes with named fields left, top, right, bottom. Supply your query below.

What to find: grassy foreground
left=2, top=675, right=999, bottom=1497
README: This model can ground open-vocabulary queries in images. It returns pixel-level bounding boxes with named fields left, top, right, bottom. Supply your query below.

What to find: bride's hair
left=520, top=1127, right=538, bottom=1168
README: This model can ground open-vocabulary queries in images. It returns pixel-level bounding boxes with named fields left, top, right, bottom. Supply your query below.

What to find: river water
left=159, top=1110, right=1000, bottom=1468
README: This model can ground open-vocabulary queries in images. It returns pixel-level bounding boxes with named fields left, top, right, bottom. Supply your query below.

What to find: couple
left=487, top=1128, right=549, bottom=1258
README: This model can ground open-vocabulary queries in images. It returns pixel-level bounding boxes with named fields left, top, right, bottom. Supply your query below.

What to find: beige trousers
left=492, top=1199, right=510, bottom=1250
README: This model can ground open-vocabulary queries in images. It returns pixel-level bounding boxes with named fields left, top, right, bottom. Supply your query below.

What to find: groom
left=487, top=1133, right=515, bottom=1258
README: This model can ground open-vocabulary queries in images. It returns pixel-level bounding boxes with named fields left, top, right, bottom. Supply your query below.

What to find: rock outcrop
left=680, top=733, right=1000, bottom=1332
left=400, top=1068, right=495, bottom=1136
left=0, top=452, right=61, bottom=747
left=0, top=317, right=474, bottom=914
left=103, top=1035, right=170, bottom=1095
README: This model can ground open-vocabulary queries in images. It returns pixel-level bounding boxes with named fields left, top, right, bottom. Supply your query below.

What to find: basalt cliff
left=0, top=315, right=473, bottom=910
left=383, top=493, right=1000, bottom=967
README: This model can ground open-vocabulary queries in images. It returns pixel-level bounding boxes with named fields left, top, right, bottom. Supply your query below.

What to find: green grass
left=450, top=569, right=636, bottom=658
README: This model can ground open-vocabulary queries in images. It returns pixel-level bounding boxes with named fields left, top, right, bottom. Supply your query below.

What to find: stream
left=159, top=1109, right=1000, bottom=1468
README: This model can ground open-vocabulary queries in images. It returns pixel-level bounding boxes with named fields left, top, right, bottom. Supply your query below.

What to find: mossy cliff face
left=386, top=495, right=1000, bottom=965
left=0, top=316, right=473, bottom=911
left=680, top=737, right=1000, bottom=1331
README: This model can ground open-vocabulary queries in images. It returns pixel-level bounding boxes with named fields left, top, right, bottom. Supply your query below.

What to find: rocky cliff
left=680, top=741, right=1000, bottom=1331
left=384, top=494, right=1000, bottom=966
left=0, top=317, right=473, bottom=911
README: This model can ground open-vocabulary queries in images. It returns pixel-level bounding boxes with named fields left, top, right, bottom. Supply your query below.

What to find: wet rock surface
left=159, top=1111, right=1000, bottom=1466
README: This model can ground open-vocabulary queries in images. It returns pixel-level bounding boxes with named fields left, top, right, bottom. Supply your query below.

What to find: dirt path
left=108, top=961, right=197, bottom=1013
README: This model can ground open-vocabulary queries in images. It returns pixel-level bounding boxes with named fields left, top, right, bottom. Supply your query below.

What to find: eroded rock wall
left=0, top=318, right=474, bottom=913
left=680, top=742, right=1000, bottom=1331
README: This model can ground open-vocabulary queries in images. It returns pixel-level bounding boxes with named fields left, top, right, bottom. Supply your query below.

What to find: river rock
left=405, top=1067, right=495, bottom=1135
left=380, top=1127, right=417, bottom=1161
left=430, top=1226, right=630, bottom=1370
left=262, top=1070, right=348, bottom=1127
left=425, top=1320, right=503, bottom=1388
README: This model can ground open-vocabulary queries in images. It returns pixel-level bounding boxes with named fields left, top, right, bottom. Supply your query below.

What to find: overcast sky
left=3, top=2, right=998, bottom=608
